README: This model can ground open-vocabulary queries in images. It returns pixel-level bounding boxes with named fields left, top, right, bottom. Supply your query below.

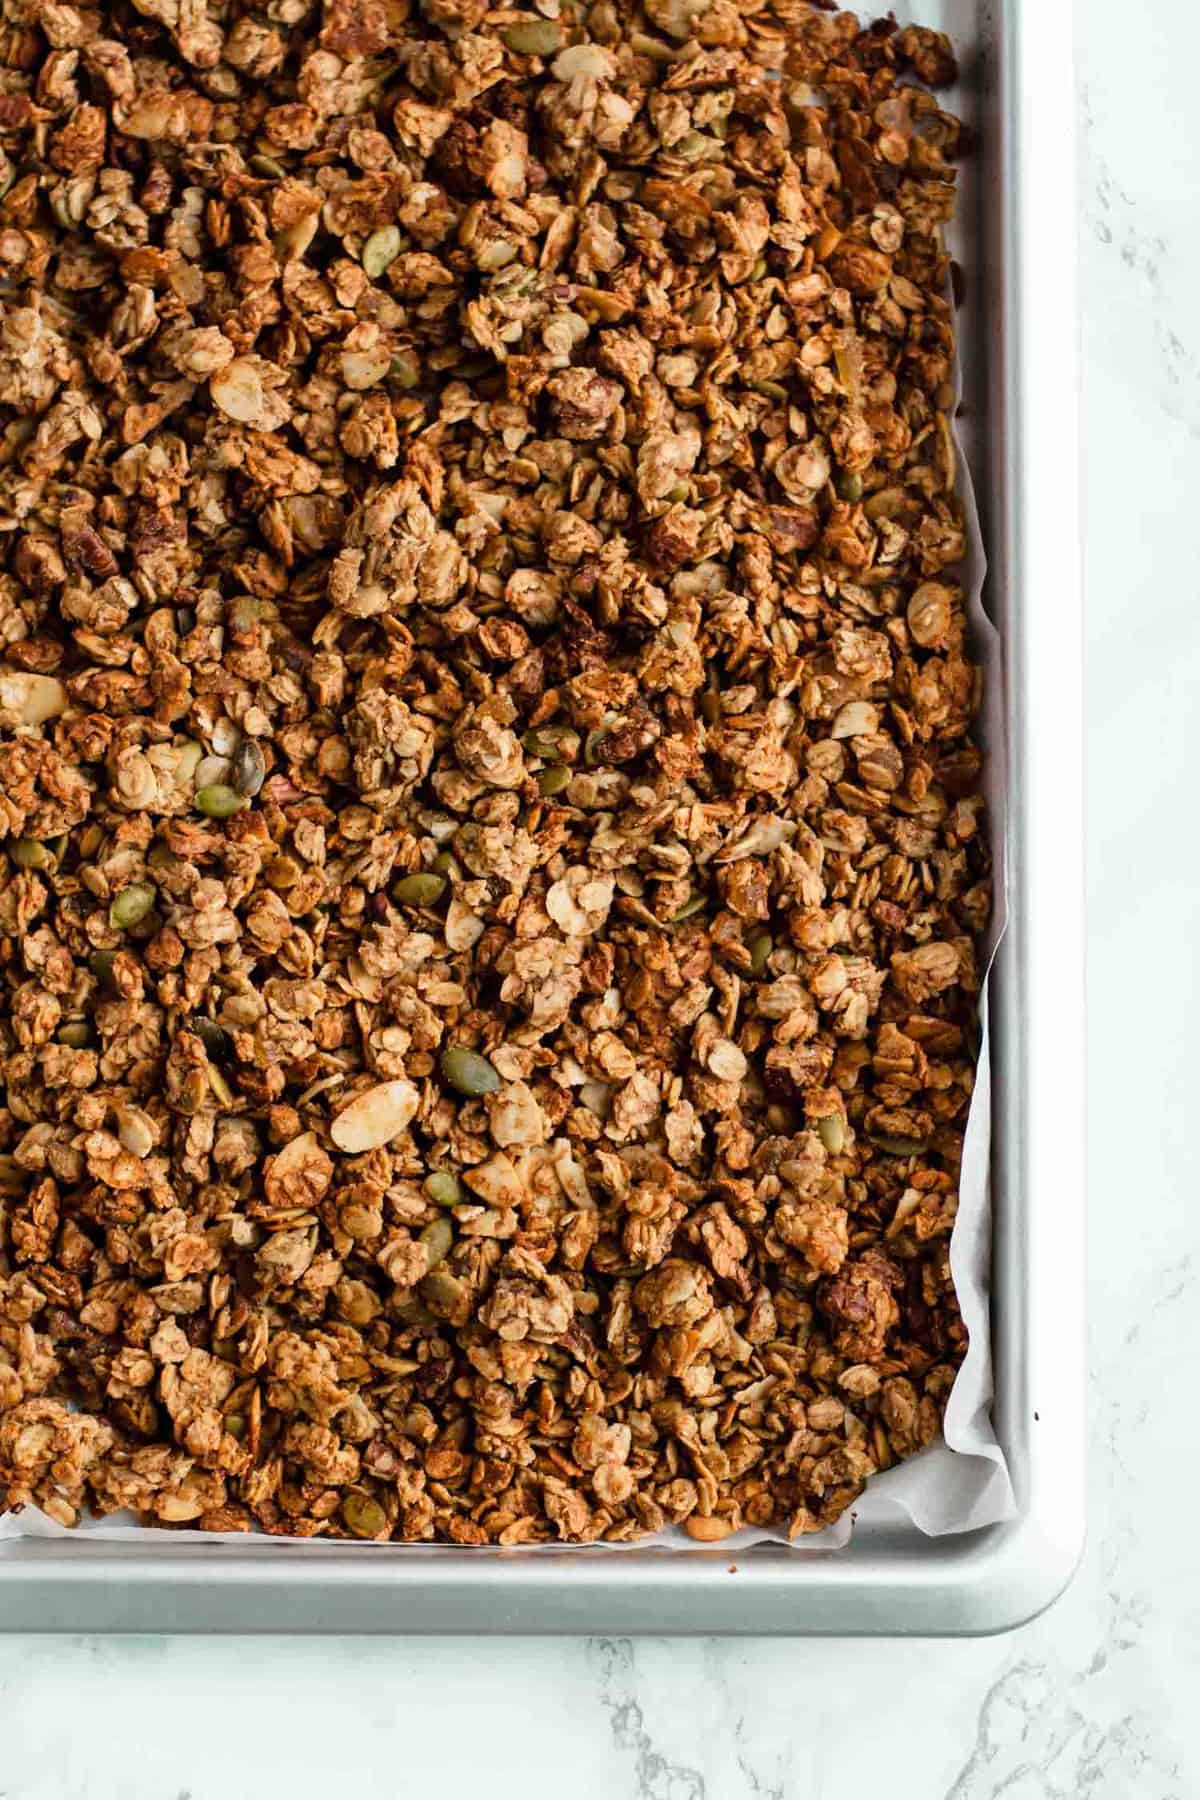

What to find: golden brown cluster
left=0, top=0, right=982, bottom=1543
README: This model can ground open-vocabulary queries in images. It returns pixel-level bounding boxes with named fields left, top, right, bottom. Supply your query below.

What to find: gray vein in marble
left=589, top=1638, right=707, bottom=1800
left=942, top=1660, right=1186, bottom=1800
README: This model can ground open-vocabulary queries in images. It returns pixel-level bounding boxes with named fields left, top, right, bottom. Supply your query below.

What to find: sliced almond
left=210, top=358, right=265, bottom=424
left=330, top=1079, right=420, bottom=1154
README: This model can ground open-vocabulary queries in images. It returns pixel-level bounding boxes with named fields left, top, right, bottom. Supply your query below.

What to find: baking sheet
left=1, top=2, right=1014, bottom=1554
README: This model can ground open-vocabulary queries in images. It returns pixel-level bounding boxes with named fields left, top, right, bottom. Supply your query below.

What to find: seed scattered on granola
left=392, top=873, right=448, bottom=908
left=229, top=740, right=267, bottom=799
left=109, top=885, right=157, bottom=931
left=439, top=1047, right=502, bottom=1098
left=195, top=784, right=246, bottom=819
left=424, top=1171, right=464, bottom=1208
left=0, top=0, right=980, bottom=1547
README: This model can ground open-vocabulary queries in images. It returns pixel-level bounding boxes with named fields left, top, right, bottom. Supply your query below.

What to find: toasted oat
left=0, top=0, right=980, bottom=1545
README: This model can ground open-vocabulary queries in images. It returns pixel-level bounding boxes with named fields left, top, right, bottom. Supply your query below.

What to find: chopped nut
left=330, top=1080, right=421, bottom=1153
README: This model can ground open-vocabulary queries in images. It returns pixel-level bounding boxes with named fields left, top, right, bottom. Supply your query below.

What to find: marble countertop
left=1, top=4, right=1195, bottom=1794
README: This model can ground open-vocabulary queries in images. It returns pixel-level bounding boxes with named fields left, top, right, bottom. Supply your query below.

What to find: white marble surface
left=1, top=6, right=1196, bottom=1795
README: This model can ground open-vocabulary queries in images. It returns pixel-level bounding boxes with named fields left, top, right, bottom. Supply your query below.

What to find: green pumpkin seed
left=523, top=724, right=578, bottom=761
left=208, top=1065, right=234, bottom=1106
left=147, top=843, right=184, bottom=872
left=869, top=1133, right=927, bottom=1157
left=420, top=1214, right=454, bottom=1272
left=250, top=153, right=286, bottom=179
left=342, top=1492, right=388, bottom=1539
left=502, top=17, right=564, bottom=53
left=110, top=883, right=156, bottom=930
left=817, top=1114, right=846, bottom=1155
left=751, top=378, right=789, bottom=402
left=424, top=1170, right=463, bottom=1208
left=670, top=893, right=707, bottom=924
left=362, top=225, right=401, bottom=279
left=230, top=738, right=266, bottom=797
left=389, top=351, right=420, bottom=389
left=195, top=783, right=244, bottom=819
left=421, top=1267, right=467, bottom=1315
left=90, top=950, right=117, bottom=988
left=394, top=1297, right=437, bottom=1327
left=56, top=1021, right=91, bottom=1048
left=748, top=931, right=773, bottom=976
left=538, top=764, right=571, bottom=796
left=392, top=872, right=447, bottom=907
left=439, top=1044, right=501, bottom=1097
left=11, top=838, right=53, bottom=870
left=431, top=850, right=459, bottom=878
left=837, top=470, right=864, bottom=503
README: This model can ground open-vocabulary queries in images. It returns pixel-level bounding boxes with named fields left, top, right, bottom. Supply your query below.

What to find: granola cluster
left=0, top=0, right=983, bottom=1544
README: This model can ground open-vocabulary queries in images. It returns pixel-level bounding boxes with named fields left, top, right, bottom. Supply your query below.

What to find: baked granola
left=0, top=0, right=983, bottom=1543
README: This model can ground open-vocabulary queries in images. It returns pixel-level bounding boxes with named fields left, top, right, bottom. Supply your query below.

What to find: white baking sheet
left=1, top=1, right=1013, bottom=1552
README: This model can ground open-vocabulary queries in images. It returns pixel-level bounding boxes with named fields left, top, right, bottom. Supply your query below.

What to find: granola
left=0, top=0, right=983, bottom=1544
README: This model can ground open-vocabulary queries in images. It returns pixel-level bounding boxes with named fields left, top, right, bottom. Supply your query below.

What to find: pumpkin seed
left=230, top=738, right=266, bottom=796
left=869, top=1133, right=927, bottom=1157
left=342, top=1492, right=388, bottom=1539
left=208, top=1066, right=234, bottom=1105
left=394, top=1297, right=437, bottom=1327
left=538, top=764, right=571, bottom=796
left=11, top=837, right=53, bottom=870
left=837, top=470, right=864, bottom=502
left=250, top=153, right=286, bottom=179
left=392, top=872, right=447, bottom=907
left=56, top=1021, right=91, bottom=1048
left=748, top=931, right=773, bottom=976
left=389, top=351, right=420, bottom=388
left=420, top=1214, right=454, bottom=1271
left=110, top=883, right=156, bottom=930
left=522, top=724, right=579, bottom=761
left=424, top=1170, right=463, bottom=1207
left=362, top=225, right=401, bottom=279
left=439, top=1045, right=501, bottom=1097
left=421, top=1267, right=467, bottom=1316
left=195, top=783, right=244, bottom=818
left=670, top=893, right=707, bottom=924
left=90, top=950, right=117, bottom=988
left=147, top=843, right=184, bottom=872
left=431, top=850, right=459, bottom=878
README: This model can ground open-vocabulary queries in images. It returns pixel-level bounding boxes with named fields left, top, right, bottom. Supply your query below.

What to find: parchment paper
left=1, top=2, right=1014, bottom=1553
